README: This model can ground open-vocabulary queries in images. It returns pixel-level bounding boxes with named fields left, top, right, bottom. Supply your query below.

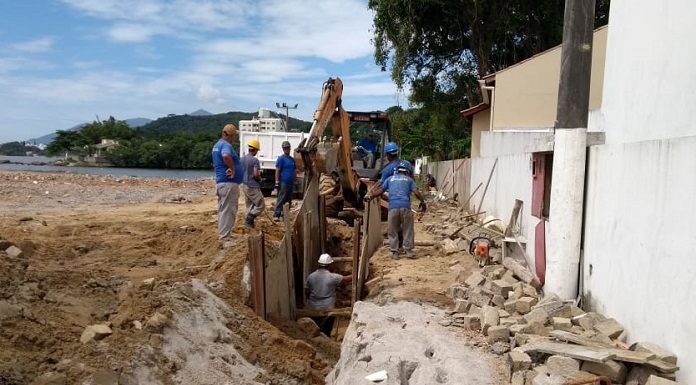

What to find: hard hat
left=396, top=160, right=410, bottom=173
left=247, top=139, right=261, bottom=150
left=318, top=253, right=333, bottom=265
left=385, top=142, right=399, bottom=154
left=281, top=141, right=291, bottom=148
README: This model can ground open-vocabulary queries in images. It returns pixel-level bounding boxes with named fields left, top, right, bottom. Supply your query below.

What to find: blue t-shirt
left=241, top=153, right=261, bottom=188
left=358, top=138, right=377, bottom=153
left=382, top=173, right=416, bottom=210
left=275, top=154, right=296, bottom=184
left=212, top=139, right=242, bottom=184
left=380, top=160, right=414, bottom=185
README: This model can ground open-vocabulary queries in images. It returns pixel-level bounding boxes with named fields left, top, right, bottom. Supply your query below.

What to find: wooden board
left=518, top=341, right=614, bottom=363
left=264, top=233, right=291, bottom=319
left=644, top=359, right=680, bottom=374
left=296, top=307, right=353, bottom=318
left=283, top=204, right=296, bottom=320
left=247, top=234, right=266, bottom=318
left=356, top=199, right=380, bottom=300
left=351, top=218, right=361, bottom=305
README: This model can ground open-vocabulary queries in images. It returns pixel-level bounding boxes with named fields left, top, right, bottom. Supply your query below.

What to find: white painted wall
left=584, top=137, right=696, bottom=382
left=601, top=0, right=696, bottom=144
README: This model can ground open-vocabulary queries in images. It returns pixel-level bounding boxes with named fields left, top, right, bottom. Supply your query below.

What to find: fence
left=425, top=158, right=471, bottom=207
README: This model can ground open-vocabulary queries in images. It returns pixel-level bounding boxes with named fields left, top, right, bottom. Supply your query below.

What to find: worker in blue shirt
left=378, top=142, right=413, bottom=186
left=365, top=162, right=426, bottom=259
left=212, top=124, right=243, bottom=246
left=273, top=141, right=296, bottom=221
left=356, top=132, right=379, bottom=168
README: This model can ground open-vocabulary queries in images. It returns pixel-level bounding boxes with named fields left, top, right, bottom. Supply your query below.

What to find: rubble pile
left=443, top=264, right=681, bottom=385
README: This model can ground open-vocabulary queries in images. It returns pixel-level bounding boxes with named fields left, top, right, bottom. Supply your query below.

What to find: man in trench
left=305, top=253, right=352, bottom=337
left=240, top=139, right=265, bottom=228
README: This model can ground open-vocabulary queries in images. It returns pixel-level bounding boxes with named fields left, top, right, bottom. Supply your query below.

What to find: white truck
left=238, top=109, right=306, bottom=196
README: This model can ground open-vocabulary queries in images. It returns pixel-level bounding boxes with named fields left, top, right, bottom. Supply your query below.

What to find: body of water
left=0, top=156, right=212, bottom=180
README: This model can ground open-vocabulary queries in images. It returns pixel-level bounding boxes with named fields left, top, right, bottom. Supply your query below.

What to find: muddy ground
left=0, top=171, right=505, bottom=385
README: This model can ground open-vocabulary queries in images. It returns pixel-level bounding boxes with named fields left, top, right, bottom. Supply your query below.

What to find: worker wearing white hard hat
left=305, top=253, right=352, bottom=336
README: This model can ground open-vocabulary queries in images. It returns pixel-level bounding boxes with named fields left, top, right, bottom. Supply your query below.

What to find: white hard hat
left=318, top=253, right=333, bottom=265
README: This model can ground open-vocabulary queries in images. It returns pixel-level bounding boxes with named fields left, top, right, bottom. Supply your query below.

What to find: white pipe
left=480, top=85, right=495, bottom=131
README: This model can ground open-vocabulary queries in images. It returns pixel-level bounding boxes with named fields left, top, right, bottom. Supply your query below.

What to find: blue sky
left=0, top=0, right=404, bottom=143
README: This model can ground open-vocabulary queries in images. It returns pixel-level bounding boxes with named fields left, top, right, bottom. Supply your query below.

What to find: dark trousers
left=273, top=182, right=293, bottom=218
left=311, top=316, right=335, bottom=337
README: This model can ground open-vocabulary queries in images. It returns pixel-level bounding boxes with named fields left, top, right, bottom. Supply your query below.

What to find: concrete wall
left=601, top=0, right=696, bottom=144
left=426, top=158, right=470, bottom=203
left=583, top=137, right=696, bottom=382
left=470, top=109, right=491, bottom=158
left=492, top=27, right=607, bottom=130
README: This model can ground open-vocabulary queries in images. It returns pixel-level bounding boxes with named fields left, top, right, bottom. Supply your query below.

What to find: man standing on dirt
left=241, top=139, right=265, bottom=229
left=212, top=124, right=243, bottom=246
left=365, top=162, right=426, bottom=260
left=272, top=141, right=296, bottom=221
left=305, top=253, right=352, bottom=337
left=378, top=142, right=413, bottom=186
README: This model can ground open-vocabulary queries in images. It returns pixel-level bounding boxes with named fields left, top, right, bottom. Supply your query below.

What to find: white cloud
left=196, top=83, right=224, bottom=103
left=11, top=37, right=54, bottom=53
left=108, top=23, right=161, bottom=42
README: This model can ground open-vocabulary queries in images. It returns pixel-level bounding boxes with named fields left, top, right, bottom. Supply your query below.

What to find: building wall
left=601, top=0, right=696, bottom=144
left=492, top=27, right=607, bottom=130
left=583, top=137, right=696, bottom=382
left=470, top=109, right=491, bottom=158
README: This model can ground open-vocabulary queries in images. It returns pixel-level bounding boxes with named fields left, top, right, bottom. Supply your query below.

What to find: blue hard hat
left=396, top=160, right=411, bottom=173
left=385, top=142, right=399, bottom=154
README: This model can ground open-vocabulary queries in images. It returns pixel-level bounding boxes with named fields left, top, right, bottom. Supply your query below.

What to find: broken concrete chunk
left=507, top=351, right=532, bottom=375
left=462, top=314, right=481, bottom=331
left=569, top=305, right=585, bottom=317
left=447, top=284, right=468, bottom=300
left=481, top=305, right=500, bottom=334
left=594, top=318, right=624, bottom=339
left=645, top=375, right=683, bottom=385
left=498, top=309, right=511, bottom=318
left=487, top=325, right=510, bottom=343
left=504, top=299, right=517, bottom=313
left=5, top=245, right=23, bottom=258
left=501, top=318, right=518, bottom=327
left=80, top=324, right=113, bottom=344
left=582, top=360, right=627, bottom=383
left=523, top=307, right=548, bottom=325
left=469, top=291, right=492, bottom=307
left=132, top=320, right=142, bottom=330
left=492, top=294, right=505, bottom=308
left=551, top=317, right=572, bottom=332
left=520, top=322, right=550, bottom=336
left=146, top=312, right=169, bottom=331
left=451, top=299, right=470, bottom=313
left=509, top=324, right=526, bottom=336
left=516, top=297, right=538, bottom=314
left=633, top=342, right=677, bottom=364
left=140, top=278, right=155, bottom=290
left=546, top=355, right=580, bottom=375
left=532, top=301, right=571, bottom=318
left=510, top=370, right=526, bottom=385
left=491, top=279, right=514, bottom=297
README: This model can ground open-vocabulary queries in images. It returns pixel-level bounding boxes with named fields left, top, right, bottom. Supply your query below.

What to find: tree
left=45, top=130, right=88, bottom=156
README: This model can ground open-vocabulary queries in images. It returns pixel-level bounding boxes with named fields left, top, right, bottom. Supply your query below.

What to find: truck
left=238, top=109, right=307, bottom=196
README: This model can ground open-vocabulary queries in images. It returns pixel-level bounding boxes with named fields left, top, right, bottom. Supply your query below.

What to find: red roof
left=459, top=103, right=490, bottom=119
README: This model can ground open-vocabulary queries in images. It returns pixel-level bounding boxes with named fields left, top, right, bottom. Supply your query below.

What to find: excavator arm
left=297, top=77, right=360, bottom=204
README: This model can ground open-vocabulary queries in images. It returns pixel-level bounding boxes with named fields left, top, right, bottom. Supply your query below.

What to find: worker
left=424, top=173, right=437, bottom=191
left=378, top=142, right=413, bottom=186
left=272, top=141, right=296, bottom=221
left=356, top=132, right=378, bottom=168
left=365, top=162, right=426, bottom=259
left=305, top=253, right=352, bottom=336
left=240, top=139, right=265, bottom=229
left=212, top=124, right=243, bottom=247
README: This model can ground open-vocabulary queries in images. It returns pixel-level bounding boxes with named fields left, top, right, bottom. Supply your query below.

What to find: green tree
left=45, top=130, right=88, bottom=156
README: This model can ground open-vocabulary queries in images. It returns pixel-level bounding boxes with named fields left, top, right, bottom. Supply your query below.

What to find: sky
left=0, top=0, right=404, bottom=143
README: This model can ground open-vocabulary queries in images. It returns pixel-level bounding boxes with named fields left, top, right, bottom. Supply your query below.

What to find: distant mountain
left=25, top=117, right=152, bottom=145
left=189, top=109, right=212, bottom=116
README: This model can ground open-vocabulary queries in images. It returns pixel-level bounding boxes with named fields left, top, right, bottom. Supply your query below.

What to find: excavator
left=296, top=77, right=393, bottom=210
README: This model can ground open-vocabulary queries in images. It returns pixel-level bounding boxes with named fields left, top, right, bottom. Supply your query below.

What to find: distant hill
left=189, top=109, right=212, bottom=116
left=25, top=117, right=152, bottom=145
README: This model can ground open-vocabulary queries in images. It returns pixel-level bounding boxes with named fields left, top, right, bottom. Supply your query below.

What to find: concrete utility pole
left=275, top=102, right=298, bottom=131
left=546, top=0, right=596, bottom=301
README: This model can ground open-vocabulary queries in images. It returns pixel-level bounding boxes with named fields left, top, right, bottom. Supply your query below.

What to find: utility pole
left=546, top=0, right=596, bottom=301
left=275, top=102, right=298, bottom=131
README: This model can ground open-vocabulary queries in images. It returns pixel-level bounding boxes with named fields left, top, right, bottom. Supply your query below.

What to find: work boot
left=272, top=216, right=281, bottom=222
left=405, top=251, right=417, bottom=259
left=245, top=214, right=255, bottom=229
left=390, top=251, right=400, bottom=260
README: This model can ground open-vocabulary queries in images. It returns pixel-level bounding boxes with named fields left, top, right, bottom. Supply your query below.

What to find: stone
left=146, top=312, right=169, bottom=331
left=509, top=324, right=526, bottom=335
left=487, top=326, right=510, bottom=343
left=462, top=314, right=481, bottom=331
left=80, top=324, right=113, bottom=344
left=481, top=306, right=499, bottom=334
left=502, top=270, right=519, bottom=284
left=522, top=284, right=538, bottom=298
left=498, top=309, right=511, bottom=318
left=140, top=278, right=155, bottom=290
left=490, top=341, right=511, bottom=355
left=297, top=317, right=321, bottom=337
left=516, top=297, right=538, bottom=314
left=532, top=301, right=571, bottom=318
left=532, top=373, right=566, bottom=385
left=523, top=307, right=548, bottom=325
left=546, top=355, right=580, bottom=375
left=504, top=299, right=517, bottom=313
left=645, top=375, right=683, bottom=385
left=511, top=370, right=526, bottom=385
left=569, top=305, right=585, bottom=317
left=92, top=369, right=120, bottom=385
left=551, top=317, right=572, bottom=332
left=594, top=318, right=624, bottom=339
left=491, top=280, right=514, bottom=297
left=5, top=245, right=23, bottom=258
left=469, top=291, right=492, bottom=307
left=507, top=351, right=532, bottom=375
left=633, top=342, right=677, bottom=364
left=468, top=305, right=481, bottom=315
left=581, top=360, right=627, bottom=383
left=492, top=294, right=506, bottom=308
left=451, top=299, right=470, bottom=313
left=30, top=372, right=67, bottom=385
left=520, top=322, right=549, bottom=336
left=132, top=320, right=142, bottom=330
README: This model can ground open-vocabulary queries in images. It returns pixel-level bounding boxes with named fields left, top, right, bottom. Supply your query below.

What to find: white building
left=239, top=108, right=285, bottom=132
left=465, top=1, right=695, bottom=382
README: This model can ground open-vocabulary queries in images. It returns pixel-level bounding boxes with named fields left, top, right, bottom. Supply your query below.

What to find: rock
left=447, top=284, right=468, bottom=300
left=468, top=291, right=492, bottom=307
left=490, top=341, right=510, bottom=355
left=464, top=272, right=486, bottom=287
left=632, top=342, right=677, bottom=364
left=594, top=318, right=624, bottom=339
left=149, top=333, right=163, bottom=348
left=507, top=351, right=532, bottom=376
left=5, top=245, right=23, bottom=258
left=293, top=339, right=317, bottom=359
left=80, top=324, right=113, bottom=344
left=532, top=301, right=571, bottom=318
left=481, top=305, right=499, bottom=334
left=551, top=317, right=572, bottom=331
left=462, top=315, right=481, bottom=331
left=520, top=322, right=549, bottom=336
left=581, top=360, right=627, bottom=383
left=523, top=307, right=549, bottom=325
left=491, top=280, right=513, bottom=297
left=297, top=317, right=321, bottom=337
left=30, top=372, right=67, bottom=385
left=504, top=299, right=517, bottom=313
left=487, top=325, right=510, bottom=343
left=451, top=299, right=470, bottom=313
left=516, top=297, right=538, bottom=314
left=92, top=369, right=120, bottom=385
left=509, top=324, right=526, bottom=336
left=532, top=372, right=566, bottom=385
left=140, top=278, right=155, bottom=290
left=492, top=294, right=506, bottom=308
left=146, top=312, right=169, bottom=331
left=625, top=366, right=659, bottom=385
left=511, top=370, right=526, bottom=385
left=546, top=355, right=580, bottom=375
left=645, top=375, right=683, bottom=385
left=132, top=320, right=142, bottom=330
